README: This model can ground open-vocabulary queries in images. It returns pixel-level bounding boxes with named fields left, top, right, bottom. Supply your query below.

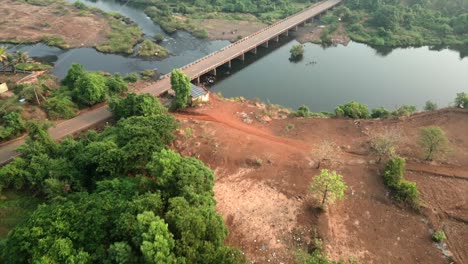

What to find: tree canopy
left=170, top=69, right=191, bottom=110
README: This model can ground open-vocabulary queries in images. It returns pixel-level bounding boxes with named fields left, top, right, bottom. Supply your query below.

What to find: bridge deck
left=140, top=0, right=342, bottom=95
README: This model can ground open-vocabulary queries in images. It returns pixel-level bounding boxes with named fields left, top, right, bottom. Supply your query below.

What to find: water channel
left=4, top=0, right=468, bottom=112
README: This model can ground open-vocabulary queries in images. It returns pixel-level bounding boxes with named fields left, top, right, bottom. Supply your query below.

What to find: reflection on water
left=211, top=41, right=468, bottom=112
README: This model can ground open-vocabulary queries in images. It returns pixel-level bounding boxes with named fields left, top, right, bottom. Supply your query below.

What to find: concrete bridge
left=0, top=0, right=342, bottom=165
left=140, top=0, right=342, bottom=95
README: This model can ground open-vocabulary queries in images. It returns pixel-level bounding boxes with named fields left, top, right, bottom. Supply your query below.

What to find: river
left=4, top=0, right=468, bottom=112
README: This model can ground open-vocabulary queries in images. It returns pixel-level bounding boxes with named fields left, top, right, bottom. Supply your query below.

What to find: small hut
left=190, top=83, right=209, bottom=104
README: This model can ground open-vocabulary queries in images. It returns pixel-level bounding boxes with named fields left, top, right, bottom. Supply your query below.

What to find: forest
left=0, top=68, right=244, bottom=262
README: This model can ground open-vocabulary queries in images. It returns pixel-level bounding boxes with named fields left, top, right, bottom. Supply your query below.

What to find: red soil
left=174, top=95, right=468, bottom=264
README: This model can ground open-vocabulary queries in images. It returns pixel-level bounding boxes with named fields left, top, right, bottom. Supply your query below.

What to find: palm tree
left=16, top=51, right=29, bottom=64
left=0, top=46, right=8, bottom=73
left=6, top=54, right=17, bottom=74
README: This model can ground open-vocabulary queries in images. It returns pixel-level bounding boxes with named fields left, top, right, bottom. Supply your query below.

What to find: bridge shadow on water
left=201, top=35, right=296, bottom=88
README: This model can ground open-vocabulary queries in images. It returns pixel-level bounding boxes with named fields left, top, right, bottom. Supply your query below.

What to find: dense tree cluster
left=0, top=98, right=243, bottom=263
left=343, top=0, right=468, bottom=47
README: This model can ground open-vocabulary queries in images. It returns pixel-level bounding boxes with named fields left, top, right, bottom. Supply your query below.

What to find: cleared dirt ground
left=0, top=0, right=110, bottom=47
left=174, top=95, right=468, bottom=263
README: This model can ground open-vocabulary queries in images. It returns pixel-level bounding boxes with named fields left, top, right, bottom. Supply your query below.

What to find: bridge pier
left=236, top=53, right=245, bottom=61
left=211, top=68, right=217, bottom=76
left=291, top=25, right=298, bottom=31
left=283, top=30, right=289, bottom=37
left=250, top=47, right=257, bottom=54
left=195, top=76, right=200, bottom=85
left=226, top=60, right=231, bottom=68
left=261, top=41, right=269, bottom=48
left=273, top=35, right=279, bottom=42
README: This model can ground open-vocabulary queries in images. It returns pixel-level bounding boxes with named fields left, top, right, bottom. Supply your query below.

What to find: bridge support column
left=250, top=47, right=257, bottom=54
left=236, top=53, right=245, bottom=61
left=273, top=35, right=279, bottom=42
left=227, top=60, right=231, bottom=68
left=284, top=30, right=289, bottom=37
left=291, top=25, right=298, bottom=32
left=196, top=76, right=200, bottom=85
left=211, top=68, right=217, bottom=76
left=261, top=41, right=269, bottom=48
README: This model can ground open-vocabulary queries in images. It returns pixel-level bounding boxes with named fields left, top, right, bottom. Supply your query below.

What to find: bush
left=392, top=105, right=417, bottom=117
left=295, top=105, right=311, bottom=117
left=106, top=74, right=128, bottom=94
left=335, top=101, right=370, bottom=119
left=383, top=157, right=419, bottom=206
left=109, top=93, right=167, bottom=120
left=371, top=107, right=391, bottom=118
left=154, top=34, right=164, bottom=42
left=383, top=156, right=405, bottom=188
left=0, top=112, right=26, bottom=141
left=424, top=100, right=438, bottom=111
left=124, top=73, right=140, bottom=83
left=432, top=231, right=446, bottom=242
left=454, top=92, right=468, bottom=108
left=419, top=126, right=450, bottom=161
left=43, top=95, right=78, bottom=120
left=290, top=44, right=304, bottom=59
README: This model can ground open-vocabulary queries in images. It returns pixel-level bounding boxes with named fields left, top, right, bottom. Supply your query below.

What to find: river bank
left=0, top=0, right=144, bottom=54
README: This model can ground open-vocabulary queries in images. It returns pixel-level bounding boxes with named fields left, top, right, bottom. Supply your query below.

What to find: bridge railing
left=159, top=0, right=339, bottom=82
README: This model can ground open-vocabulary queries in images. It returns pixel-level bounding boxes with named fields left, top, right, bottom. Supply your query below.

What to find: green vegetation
left=63, top=63, right=129, bottom=107
left=424, top=100, right=438, bottom=111
left=170, top=69, right=191, bottom=110
left=455, top=92, right=468, bottom=108
left=96, top=13, right=144, bottom=54
left=0, top=191, right=41, bottom=239
left=371, top=107, right=391, bottom=118
left=0, top=101, right=243, bottom=262
left=383, top=157, right=419, bottom=207
left=114, top=0, right=308, bottom=36
left=138, top=39, right=169, bottom=58
left=16, top=63, right=52, bottom=71
left=40, top=36, right=70, bottom=49
left=43, top=95, right=78, bottom=120
left=310, top=169, right=347, bottom=209
left=295, top=248, right=344, bottom=264
left=369, top=130, right=398, bottom=163
left=154, top=33, right=165, bottom=42
left=418, top=126, right=450, bottom=161
left=432, top=231, right=447, bottom=242
left=290, top=44, right=305, bottom=60
left=0, top=111, right=26, bottom=141
left=335, top=101, right=370, bottom=119
left=294, top=105, right=332, bottom=118
left=109, top=93, right=167, bottom=120
left=344, top=0, right=468, bottom=48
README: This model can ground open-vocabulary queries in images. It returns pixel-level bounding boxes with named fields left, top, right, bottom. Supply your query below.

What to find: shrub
left=335, top=101, right=370, bottom=119
left=295, top=105, right=311, bottom=117
left=392, top=105, right=417, bottom=117
left=383, top=157, right=419, bottom=206
left=383, top=156, right=405, bottom=188
left=106, top=74, right=128, bottom=94
left=424, top=100, right=438, bottom=111
left=124, top=73, right=140, bottom=83
left=454, top=92, right=468, bottom=108
left=371, top=107, right=391, bottom=118
left=290, top=44, right=304, bottom=59
left=432, top=231, right=446, bottom=242
left=154, top=34, right=164, bottom=42
left=43, top=95, right=77, bottom=120
left=419, top=126, right=450, bottom=161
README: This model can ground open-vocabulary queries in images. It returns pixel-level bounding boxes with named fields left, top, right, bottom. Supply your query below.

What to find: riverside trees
left=171, top=69, right=191, bottom=110
left=0, top=97, right=243, bottom=263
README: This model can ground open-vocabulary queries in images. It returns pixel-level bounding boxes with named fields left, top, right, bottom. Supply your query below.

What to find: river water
left=4, top=0, right=468, bottom=112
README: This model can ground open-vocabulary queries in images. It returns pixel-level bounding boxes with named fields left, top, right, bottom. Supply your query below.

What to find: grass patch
left=95, top=13, right=144, bottom=54
left=0, top=190, right=41, bottom=239
left=16, top=63, right=52, bottom=71
left=137, top=39, right=169, bottom=58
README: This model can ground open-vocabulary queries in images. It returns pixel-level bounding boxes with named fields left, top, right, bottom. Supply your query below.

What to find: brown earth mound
left=174, top=95, right=468, bottom=263
left=0, top=0, right=110, bottom=48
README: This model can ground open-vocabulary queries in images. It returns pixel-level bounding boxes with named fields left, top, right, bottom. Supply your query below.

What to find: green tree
left=73, top=72, right=107, bottom=106
left=335, top=101, right=370, bottom=119
left=310, top=169, right=347, bottom=209
left=290, top=44, right=304, bottom=59
left=109, top=93, right=166, bottom=120
left=0, top=46, right=7, bottom=73
left=424, top=100, right=438, bottom=111
left=106, top=73, right=128, bottom=94
left=62, top=63, right=86, bottom=88
left=43, top=95, right=78, bottom=120
left=419, top=126, right=450, bottom=161
left=170, top=69, right=191, bottom=110
left=455, top=92, right=468, bottom=108
left=137, top=211, right=176, bottom=264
